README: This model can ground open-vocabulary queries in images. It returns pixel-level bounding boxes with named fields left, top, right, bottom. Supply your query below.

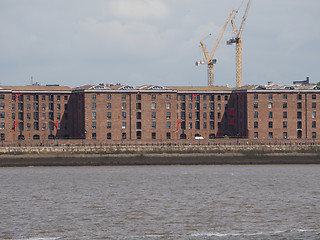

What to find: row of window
left=253, top=93, right=317, bottom=100
left=253, top=111, right=316, bottom=119
left=90, top=94, right=229, bottom=102
left=253, top=131, right=316, bottom=139
left=0, top=94, right=69, bottom=102
left=0, top=103, right=68, bottom=111
left=253, top=121, right=316, bottom=129
left=254, top=102, right=317, bottom=109
left=0, top=112, right=67, bottom=121
left=0, top=122, right=66, bottom=131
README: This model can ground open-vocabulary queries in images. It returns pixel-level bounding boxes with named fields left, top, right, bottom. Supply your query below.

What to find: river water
left=0, top=164, right=319, bottom=239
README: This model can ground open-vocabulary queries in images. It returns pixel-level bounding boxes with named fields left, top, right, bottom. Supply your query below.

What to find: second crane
left=196, top=9, right=236, bottom=86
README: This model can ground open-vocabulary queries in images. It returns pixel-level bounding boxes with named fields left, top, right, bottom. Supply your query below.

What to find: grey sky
left=0, top=0, right=319, bottom=87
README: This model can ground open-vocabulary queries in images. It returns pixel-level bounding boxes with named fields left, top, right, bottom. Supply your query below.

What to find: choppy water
left=0, top=164, right=319, bottom=239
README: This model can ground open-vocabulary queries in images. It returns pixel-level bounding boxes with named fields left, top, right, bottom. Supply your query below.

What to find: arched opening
left=297, top=130, right=302, bottom=139
left=48, top=134, right=55, bottom=139
left=33, top=135, right=40, bottom=140
left=180, top=134, right=186, bottom=139
left=18, top=135, right=25, bottom=140
left=209, top=134, right=216, bottom=139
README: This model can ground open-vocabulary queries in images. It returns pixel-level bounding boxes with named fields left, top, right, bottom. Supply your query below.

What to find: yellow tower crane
left=227, top=0, right=252, bottom=87
left=196, top=9, right=236, bottom=86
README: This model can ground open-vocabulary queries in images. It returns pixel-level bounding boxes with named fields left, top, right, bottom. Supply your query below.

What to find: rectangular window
left=203, top=122, right=207, bottom=129
left=18, top=103, right=23, bottom=111
left=312, top=112, right=316, bottom=119
left=122, top=94, right=126, bottom=100
left=189, top=103, right=192, bottom=110
left=283, top=94, right=287, bottom=100
left=166, top=122, right=171, bottom=129
left=107, top=112, right=111, bottom=119
left=0, top=103, right=4, bottom=110
left=107, top=94, right=111, bottom=100
left=64, top=96, right=68, bottom=101
left=12, top=113, right=15, bottom=120
left=136, top=94, right=141, bottom=100
left=27, top=113, right=31, bottom=120
left=312, top=132, right=316, bottom=138
left=151, top=94, right=156, bottom=100
left=297, top=121, right=302, bottom=129
left=268, top=132, right=273, bottom=139
left=41, top=95, right=46, bottom=101
left=122, top=133, right=126, bottom=139
left=122, top=112, right=126, bottom=119
left=0, top=122, right=4, bottom=130
left=312, top=94, right=316, bottom=100
left=297, top=102, right=302, bottom=109
left=11, top=104, right=15, bottom=110
left=217, top=95, right=221, bottom=101
left=297, top=111, right=302, bottom=119
left=297, top=94, right=302, bottom=100
left=152, top=132, right=156, bottom=139
left=203, top=112, right=207, bottom=119
left=210, top=112, right=214, bottom=120
left=210, top=103, right=214, bottom=110
left=122, top=122, right=126, bottom=129
left=107, top=103, right=111, bottom=109
left=152, top=121, right=156, bottom=129
left=195, top=121, right=200, bottom=130
left=57, top=113, right=61, bottom=120
left=34, top=103, right=39, bottom=111
left=41, top=104, right=45, bottom=110
left=269, top=112, right=273, bottom=119
left=181, top=103, right=185, bottom=110
left=283, top=102, right=287, bottom=108
left=34, top=122, right=39, bottom=131
left=268, top=103, right=273, bottom=109
left=92, top=133, right=96, bottom=139
left=136, top=112, right=141, bottom=120
left=92, top=122, right=96, bottom=129
left=151, top=112, right=156, bottom=119
left=166, top=112, right=171, bottom=119
left=27, top=96, right=30, bottom=101
left=217, top=112, right=221, bottom=119
left=210, top=121, right=214, bottom=130
left=312, top=102, right=316, bottom=108
left=283, top=121, right=287, bottom=128
left=151, top=103, right=156, bottom=109
left=107, top=132, right=112, bottom=139
left=166, top=132, right=171, bottom=139
left=254, top=132, right=258, bottom=139
left=210, top=94, right=214, bottom=101
left=253, top=94, right=258, bottom=100
left=181, top=112, right=185, bottom=120
left=312, top=121, right=316, bottom=128
left=0, top=112, right=4, bottom=119
left=49, top=103, right=53, bottom=111
left=136, top=122, right=141, bottom=129
left=166, top=103, right=170, bottom=109
left=107, top=122, right=111, bottom=129
left=0, top=94, right=4, bottom=100
left=203, top=104, right=207, bottom=110
left=92, top=103, right=96, bottom=110
left=254, top=111, right=258, bottom=118
left=283, top=132, right=287, bottom=139
left=122, top=103, right=126, bottom=110
left=269, top=121, right=273, bottom=128
left=41, top=123, right=45, bottom=130
left=27, top=123, right=31, bottom=130
left=27, top=104, right=31, bottom=110
left=188, top=122, right=192, bottom=129
left=189, top=113, right=192, bottom=119
left=136, top=103, right=141, bottom=109
left=254, top=121, right=258, bottom=128
left=34, top=95, right=39, bottom=101
left=49, top=112, right=54, bottom=120
left=49, top=95, right=54, bottom=101
left=283, top=112, right=287, bottom=118
left=92, top=112, right=96, bottom=120
left=254, top=102, right=258, bottom=108
left=181, top=94, right=185, bottom=101
left=92, top=94, right=96, bottom=100
left=217, top=104, right=221, bottom=110
left=166, top=94, right=171, bottom=100
left=268, top=94, right=273, bottom=100
left=33, top=112, right=38, bottom=120
left=57, top=96, right=61, bottom=101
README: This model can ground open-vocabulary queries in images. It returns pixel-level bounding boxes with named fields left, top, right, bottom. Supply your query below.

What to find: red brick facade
left=1, top=82, right=320, bottom=143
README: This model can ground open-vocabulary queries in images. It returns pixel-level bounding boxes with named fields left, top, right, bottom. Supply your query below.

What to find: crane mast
left=227, top=0, right=252, bottom=87
left=196, top=9, right=236, bottom=86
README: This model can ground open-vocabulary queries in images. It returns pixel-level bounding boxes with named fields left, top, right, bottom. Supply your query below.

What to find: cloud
left=108, top=0, right=170, bottom=20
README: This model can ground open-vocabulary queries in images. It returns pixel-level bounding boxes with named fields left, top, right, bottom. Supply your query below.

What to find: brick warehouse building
left=1, top=80, right=320, bottom=142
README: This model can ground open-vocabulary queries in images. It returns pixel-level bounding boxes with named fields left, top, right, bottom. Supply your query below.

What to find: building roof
left=0, top=85, right=72, bottom=92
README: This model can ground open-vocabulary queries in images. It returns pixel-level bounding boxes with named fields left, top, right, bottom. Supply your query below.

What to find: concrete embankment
left=1, top=144, right=320, bottom=167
